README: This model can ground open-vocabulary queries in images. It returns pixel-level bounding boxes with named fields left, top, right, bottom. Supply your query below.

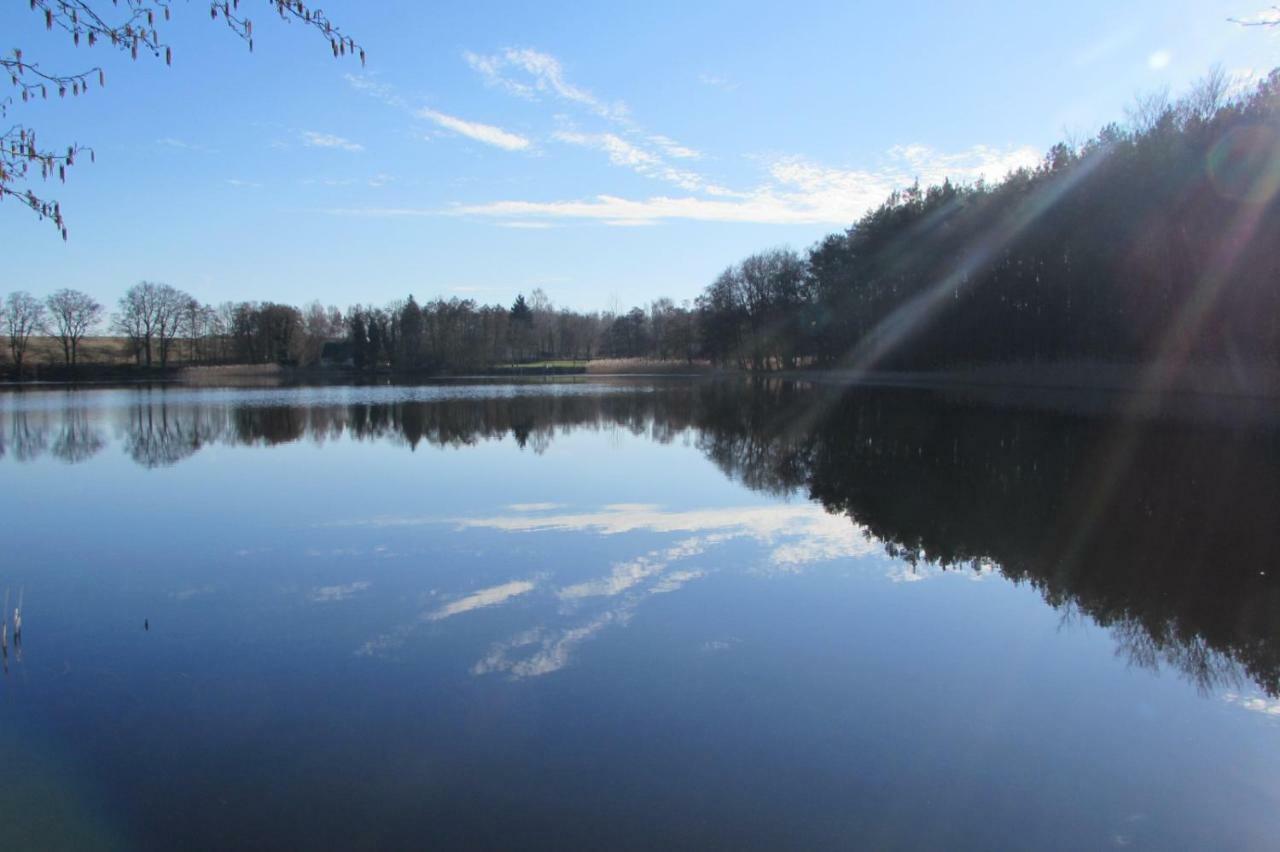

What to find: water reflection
left=2, top=380, right=1278, bottom=699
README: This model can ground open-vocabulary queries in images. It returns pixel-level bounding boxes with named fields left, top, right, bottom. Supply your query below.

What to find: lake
left=1, top=378, right=1278, bottom=850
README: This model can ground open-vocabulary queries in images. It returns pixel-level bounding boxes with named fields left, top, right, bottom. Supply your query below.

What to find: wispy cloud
left=465, top=47, right=628, bottom=121
left=551, top=131, right=724, bottom=193
left=418, top=107, right=531, bottom=151
left=648, top=134, right=701, bottom=160
left=496, top=221, right=557, bottom=229
left=157, top=136, right=216, bottom=153
left=226, top=178, right=263, bottom=189
left=301, top=131, right=364, bottom=152
left=697, top=72, right=738, bottom=92
left=324, top=142, right=1039, bottom=227
left=344, top=73, right=406, bottom=109
left=467, top=47, right=710, bottom=191
left=345, top=73, right=528, bottom=154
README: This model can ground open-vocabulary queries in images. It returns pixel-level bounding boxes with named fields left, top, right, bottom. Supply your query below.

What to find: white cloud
left=226, top=178, right=263, bottom=188
left=156, top=136, right=215, bottom=152
left=467, top=47, right=710, bottom=191
left=418, top=108, right=531, bottom=151
left=446, top=143, right=1038, bottom=226
left=648, top=134, right=701, bottom=160
left=301, top=131, right=364, bottom=152
left=552, top=130, right=723, bottom=193
left=698, top=72, right=738, bottom=92
left=1147, top=50, right=1172, bottom=70
left=344, top=73, right=405, bottom=109
left=465, top=47, right=629, bottom=121
left=428, top=579, right=536, bottom=620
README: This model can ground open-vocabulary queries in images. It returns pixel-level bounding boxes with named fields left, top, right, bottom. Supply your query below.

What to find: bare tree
left=1125, top=86, right=1171, bottom=135
left=154, top=284, right=191, bottom=367
left=4, top=290, right=48, bottom=373
left=115, top=281, right=163, bottom=366
left=1180, top=64, right=1230, bottom=123
left=180, top=297, right=215, bottom=364
left=45, top=287, right=103, bottom=365
left=3, top=2, right=363, bottom=238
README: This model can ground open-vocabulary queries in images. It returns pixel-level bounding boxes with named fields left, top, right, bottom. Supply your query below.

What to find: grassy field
left=21, top=335, right=133, bottom=365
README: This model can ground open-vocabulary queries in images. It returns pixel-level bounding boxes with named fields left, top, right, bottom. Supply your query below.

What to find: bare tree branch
left=3, top=2, right=364, bottom=238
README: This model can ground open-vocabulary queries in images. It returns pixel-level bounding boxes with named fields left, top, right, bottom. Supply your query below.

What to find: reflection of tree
left=51, top=407, right=105, bottom=464
left=695, top=385, right=1280, bottom=698
left=233, top=406, right=306, bottom=446
left=124, top=403, right=208, bottom=468
left=5, top=382, right=1278, bottom=698
left=2, top=409, right=51, bottom=461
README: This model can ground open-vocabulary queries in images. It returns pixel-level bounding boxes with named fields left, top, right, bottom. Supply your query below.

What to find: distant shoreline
left=4, top=358, right=1279, bottom=401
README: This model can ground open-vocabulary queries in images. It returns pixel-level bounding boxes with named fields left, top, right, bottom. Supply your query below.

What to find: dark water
left=1, top=379, right=1278, bottom=850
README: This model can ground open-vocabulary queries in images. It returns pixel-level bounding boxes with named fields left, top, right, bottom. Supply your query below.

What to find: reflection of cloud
left=310, top=581, right=371, bottom=603
left=650, top=569, right=705, bottom=595
left=171, top=585, right=215, bottom=601
left=1223, top=691, right=1280, bottom=717
left=559, top=537, right=706, bottom=600
left=353, top=503, right=883, bottom=677
left=428, top=580, right=536, bottom=620
left=450, top=503, right=880, bottom=568
left=358, top=579, right=537, bottom=655
left=472, top=611, right=629, bottom=678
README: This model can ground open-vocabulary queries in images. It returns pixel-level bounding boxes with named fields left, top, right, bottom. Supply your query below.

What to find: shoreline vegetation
left=5, top=68, right=1279, bottom=400
left=6, top=356, right=1280, bottom=403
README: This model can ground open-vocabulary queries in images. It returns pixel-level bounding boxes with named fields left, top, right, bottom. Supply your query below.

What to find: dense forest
left=4, top=67, right=1277, bottom=377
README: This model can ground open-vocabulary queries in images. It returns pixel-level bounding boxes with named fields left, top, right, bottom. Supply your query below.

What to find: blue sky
left=4, top=0, right=1277, bottom=312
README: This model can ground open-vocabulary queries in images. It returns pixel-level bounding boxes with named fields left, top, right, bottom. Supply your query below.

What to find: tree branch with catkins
left=2, top=1, right=364, bottom=239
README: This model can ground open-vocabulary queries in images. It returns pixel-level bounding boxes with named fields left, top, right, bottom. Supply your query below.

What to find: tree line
left=6, top=66, right=1277, bottom=377
left=1, top=283, right=704, bottom=375
left=697, top=66, right=1280, bottom=371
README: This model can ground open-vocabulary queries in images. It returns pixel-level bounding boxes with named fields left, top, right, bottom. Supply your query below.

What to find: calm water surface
left=1, top=379, right=1278, bottom=850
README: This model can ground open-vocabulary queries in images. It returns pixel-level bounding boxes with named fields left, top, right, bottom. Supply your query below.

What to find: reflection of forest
left=3, top=380, right=1278, bottom=696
